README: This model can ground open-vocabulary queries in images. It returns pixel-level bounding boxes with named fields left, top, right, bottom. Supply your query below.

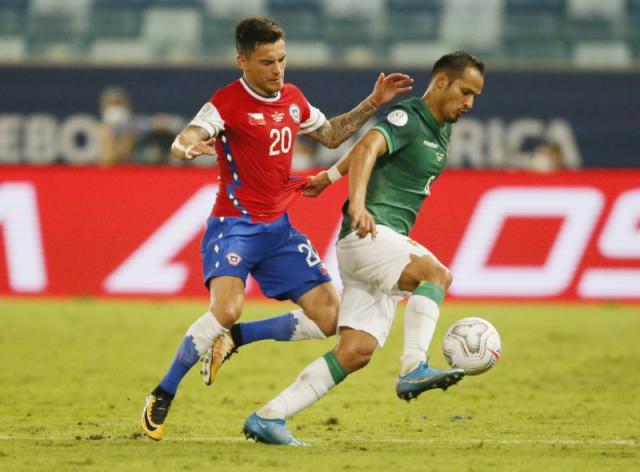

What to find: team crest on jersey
left=248, top=113, right=266, bottom=125
left=289, top=104, right=301, bottom=123
left=271, top=111, right=285, bottom=123
left=225, top=252, right=242, bottom=266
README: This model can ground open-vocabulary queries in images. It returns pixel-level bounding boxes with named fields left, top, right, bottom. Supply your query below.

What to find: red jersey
left=189, top=77, right=326, bottom=222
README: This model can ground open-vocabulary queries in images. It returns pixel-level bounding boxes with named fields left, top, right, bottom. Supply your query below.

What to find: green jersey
left=339, top=97, right=452, bottom=239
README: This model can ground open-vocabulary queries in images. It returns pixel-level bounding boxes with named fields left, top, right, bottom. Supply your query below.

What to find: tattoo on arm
left=309, top=97, right=378, bottom=149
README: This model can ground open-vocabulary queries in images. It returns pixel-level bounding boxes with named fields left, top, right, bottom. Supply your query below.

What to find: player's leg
left=395, top=252, right=464, bottom=401
left=142, top=216, right=257, bottom=440
left=335, top=226, right=463, bottom=400
left=243, top=280, right=392, bottom=446
left=228, top=280, right=337, bottom=346
left=201, top=300, right=333, bottom=386
left=202, top=224, right=336, bottom=385
left=243, top=327, right=378, bottom=446
left=141, top=276, right=244, bottom=440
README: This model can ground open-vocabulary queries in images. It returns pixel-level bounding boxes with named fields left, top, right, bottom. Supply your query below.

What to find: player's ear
left=435, top=71, right=450, bottom=90
left=236, top=53, right=248, bottom=71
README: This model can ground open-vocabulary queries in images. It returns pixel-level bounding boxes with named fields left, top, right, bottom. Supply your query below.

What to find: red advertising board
left=1, top=166, right=638, bottom=301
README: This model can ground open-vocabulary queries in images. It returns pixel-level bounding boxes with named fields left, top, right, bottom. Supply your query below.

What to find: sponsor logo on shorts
left=225, top=252, right=242, bottom=266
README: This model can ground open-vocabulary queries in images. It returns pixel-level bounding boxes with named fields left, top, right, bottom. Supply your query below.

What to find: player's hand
left=348, top=204, right=377, bottom=239
left=184, top=138, right=216, bottom=160
left=302, top=171, right=331, bottom=197
left=369, top=73, right=414, bottom=107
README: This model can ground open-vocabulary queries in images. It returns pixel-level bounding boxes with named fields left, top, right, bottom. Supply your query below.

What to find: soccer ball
left=442, top=317, right=501, bottom=375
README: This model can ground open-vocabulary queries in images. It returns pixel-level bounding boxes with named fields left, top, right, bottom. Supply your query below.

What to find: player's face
left=437, top=67, right=484, bottom=123
left=237, top=39, right=287, bottom=96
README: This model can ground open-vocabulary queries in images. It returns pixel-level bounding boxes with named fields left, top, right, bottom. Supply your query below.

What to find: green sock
left=323, top=351, right=347, bottom=385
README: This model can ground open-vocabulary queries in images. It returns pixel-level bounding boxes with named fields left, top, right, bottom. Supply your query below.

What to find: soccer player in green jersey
left=242, top=51, right=485, bottom=445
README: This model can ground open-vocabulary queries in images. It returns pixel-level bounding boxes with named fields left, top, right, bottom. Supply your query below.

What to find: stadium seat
left=283, top=41, right=331, bottom=66
left=142, top=6, right=202, bottom=60
left=89, top=38, right=153, bottom=63
left=26, top=0, right=93, bottom=58
left=201, top=0, right=266, bottom=61
left=25, top=12, right=81, bottom=58
left=88, top=0, right=147, bottom=40
left=566, top=0, right=624, bottom=41
left=201, top=17, right=239, bottom=61
left=0, top=37, right=26, bottom=61
left=389, top=41, right=456, bottom=67
left=385, top=0, right=443, bottom=42
left=440, top=0, right=503, bottom=52
left=503, top=0, right=568, bottom=61
left=266, top=0, right=325, bottom=41
left=626, top=0, right=640, bottom=50
left=204, top=0, right=267, bottom=12
left=573, top=40, right=631, bottom=66
left=503, top=0, right=566, bottom=41
left=504, top=39, right=570, bottom=62
left=0, top=0, right=28, bottom=37
left=324, top=0, right=384, bottom=57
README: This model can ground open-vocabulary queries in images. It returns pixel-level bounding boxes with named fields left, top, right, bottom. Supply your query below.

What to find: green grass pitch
left=1, top=298, right=638, bottom=471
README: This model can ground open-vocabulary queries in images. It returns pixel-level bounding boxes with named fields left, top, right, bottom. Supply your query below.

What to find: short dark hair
left=432, top=51, right=485, bottom=79
left=235, top=16, right=285, bottom=56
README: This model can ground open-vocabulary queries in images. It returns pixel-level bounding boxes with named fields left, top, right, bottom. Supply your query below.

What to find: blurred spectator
left=527, top=141, right=567, bottom=172
left=96, top=85, right=137, bottom=165
left=133, top=113, right=178, bottom=165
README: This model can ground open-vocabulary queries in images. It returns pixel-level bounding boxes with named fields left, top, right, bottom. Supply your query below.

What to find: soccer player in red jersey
left=141, top=16, right=413, bottom=441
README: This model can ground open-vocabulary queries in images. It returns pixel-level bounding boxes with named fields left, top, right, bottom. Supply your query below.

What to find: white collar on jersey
left=239, top=76, right=282, bottom=102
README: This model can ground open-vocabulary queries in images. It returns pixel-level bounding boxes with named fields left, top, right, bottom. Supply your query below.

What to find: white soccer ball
left=442, top=317, right=501, bottom=375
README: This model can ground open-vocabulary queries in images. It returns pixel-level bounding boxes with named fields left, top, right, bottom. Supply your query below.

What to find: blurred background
left=1, top=0, right=639, bottom=301
left=0, top=0, right=638, bottom=169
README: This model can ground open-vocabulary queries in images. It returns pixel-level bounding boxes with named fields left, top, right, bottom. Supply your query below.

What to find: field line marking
left=0, top=435, right=635, bottom=447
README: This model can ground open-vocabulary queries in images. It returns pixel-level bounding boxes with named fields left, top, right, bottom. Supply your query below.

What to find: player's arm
left=303, top=128, right=387, bottom=198
left=170, top=125, right=215, bottom=161
left=305, top=72, right=413, bottom=149
left=346, top=129, right=388, bottom=239
left=171, top=101, right=224, bottom=160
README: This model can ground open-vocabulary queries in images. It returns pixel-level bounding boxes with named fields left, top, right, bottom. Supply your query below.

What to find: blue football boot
left=396, top=361, right=465, bottom=401
left=243, top=412, right=308, bottom=446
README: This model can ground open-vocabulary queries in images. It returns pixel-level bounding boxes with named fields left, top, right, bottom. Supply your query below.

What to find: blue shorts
left=201, top=213, right=332, bottom=302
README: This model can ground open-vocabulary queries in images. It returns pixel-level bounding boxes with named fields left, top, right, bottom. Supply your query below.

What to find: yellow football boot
left=141, top=390, right=173, bottom=441
left=200, top=332, right=237, bottom=386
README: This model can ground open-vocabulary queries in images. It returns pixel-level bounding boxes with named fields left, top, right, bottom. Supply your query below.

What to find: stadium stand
left=629, top=0, right=640, bottom=59
left=0, top=0, right=638, bottom=66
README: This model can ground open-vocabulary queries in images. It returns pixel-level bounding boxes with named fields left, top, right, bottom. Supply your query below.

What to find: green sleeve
left=372, top=107, right=418, bottom=155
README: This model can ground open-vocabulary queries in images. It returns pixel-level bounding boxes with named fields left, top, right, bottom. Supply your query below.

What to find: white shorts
left=336, top=225, right=432, bottom=347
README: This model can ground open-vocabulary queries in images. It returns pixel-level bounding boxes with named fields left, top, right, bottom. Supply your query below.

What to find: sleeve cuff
left=372, top=126, right=394, bottom=154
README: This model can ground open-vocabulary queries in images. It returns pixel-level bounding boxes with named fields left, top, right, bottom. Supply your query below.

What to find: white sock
left=400, top=295, right=440, bottom=376
left=290, top=309, right=327, bottom=341
left=257, top=357, right=336, bottom=420
left=185, top=311, right=227, bottom=357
